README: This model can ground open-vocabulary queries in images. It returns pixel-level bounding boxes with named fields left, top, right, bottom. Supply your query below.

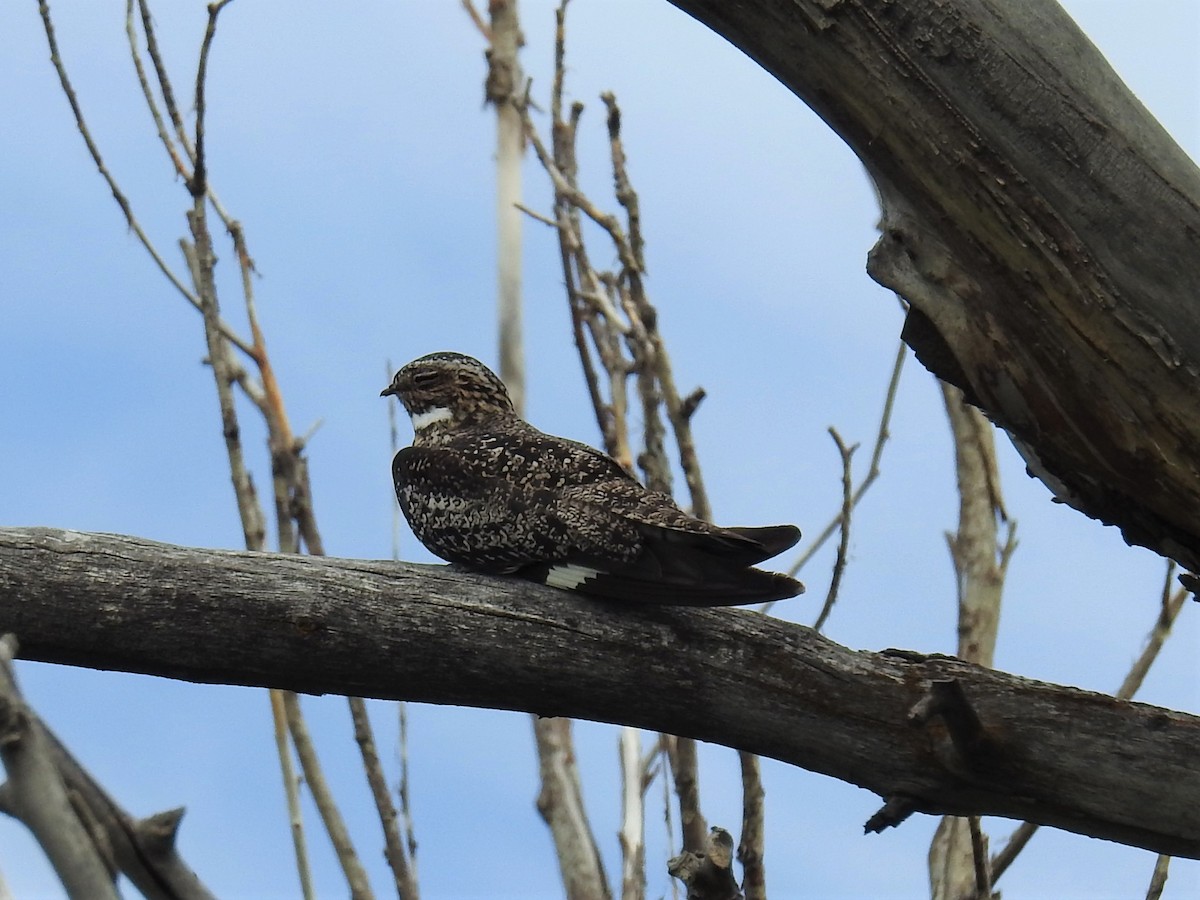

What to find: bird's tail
left=523, top=559, right=804, bottom=607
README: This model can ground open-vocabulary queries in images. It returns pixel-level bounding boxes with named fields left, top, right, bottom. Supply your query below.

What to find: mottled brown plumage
left=381, top=352, right=804, bottom=606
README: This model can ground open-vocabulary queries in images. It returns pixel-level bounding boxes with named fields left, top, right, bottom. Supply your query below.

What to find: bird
left=381, top=351, right=804, bottom=606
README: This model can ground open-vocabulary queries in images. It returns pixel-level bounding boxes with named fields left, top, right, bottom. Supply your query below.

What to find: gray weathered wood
left=665, top=0, right=1200, bottom=574
left=0, top=527, right=1197, bottom=858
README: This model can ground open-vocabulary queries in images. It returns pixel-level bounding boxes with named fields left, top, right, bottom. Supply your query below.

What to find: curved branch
left=665, top=0, right=1200, bottom=573
left=0, top=527, right=1198, bottom=860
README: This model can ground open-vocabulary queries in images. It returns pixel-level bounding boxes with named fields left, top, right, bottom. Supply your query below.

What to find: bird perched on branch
left=381, top=352, right=804, bottom=606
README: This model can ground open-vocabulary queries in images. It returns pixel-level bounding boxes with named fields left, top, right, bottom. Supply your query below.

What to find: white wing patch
left=544, top=564, right=601, bottom=590
left=411, top=406, right=453, bottom=431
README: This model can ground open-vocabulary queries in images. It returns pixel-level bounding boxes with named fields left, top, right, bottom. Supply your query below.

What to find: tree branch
left=2, top=527, right=1199, bottom=860
left=665, top=0, right=1200, bottom=575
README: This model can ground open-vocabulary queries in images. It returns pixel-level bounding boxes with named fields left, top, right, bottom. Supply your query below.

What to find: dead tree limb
left=1, top=527, right=1199, bottom=860
left=664, top=0, right=1200, bottom=575
left=0, top=634, right=214, bottom=900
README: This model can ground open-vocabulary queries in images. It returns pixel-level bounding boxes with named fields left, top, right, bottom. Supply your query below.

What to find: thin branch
left=460, top=0, right=491, bottom=42
left=397, top=703, right=419, bottom=891
left=968, top=816, right=992, bottom=899
left=516, top=201, right=558, bottom=227
left=281, top=693, right=375, bottom=900
left=666, top=736, right=707, bottom=852
left=38, top=0, right=255, bottom=355
left=269, top=690, right=316, bottom=900
left=125, top=0, right=190, bottom=182
left=736, top=751, right=766, bottom=900
left=39, top=3, right=195, bottom=315
left=662, top=754, right=680, bottom=900
left=600, top=92, right=644, bottom=273
left=349, top=697, right=418, bottom=899
left=1117, top=562, right=1188, bottom=700
left=785, top=339, right=907, bottom=580
left=191, top=0, right=234, bottom=200
left=183, top=231, right=267, bottom=551
left=813, top=428, right=856, bottom=632
left=137, top=0, right=190, bottom=156
left=985, top=820, right=1037, bottom=890
left=1145, top=854, right=1170, bottom=900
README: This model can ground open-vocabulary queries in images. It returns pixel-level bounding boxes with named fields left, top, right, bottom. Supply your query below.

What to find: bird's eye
left=412, top=370, right=441, bottom=386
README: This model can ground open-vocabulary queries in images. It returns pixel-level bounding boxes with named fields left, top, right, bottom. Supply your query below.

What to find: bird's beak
left=380, top=384, right=398, bottom=398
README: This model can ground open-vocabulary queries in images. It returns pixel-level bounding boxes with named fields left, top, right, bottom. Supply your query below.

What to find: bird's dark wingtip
left=523, top=561, right=805, bottom=607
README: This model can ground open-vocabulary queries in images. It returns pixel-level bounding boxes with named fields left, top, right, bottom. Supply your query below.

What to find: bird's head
left=381, top=352, right=516, bottom=434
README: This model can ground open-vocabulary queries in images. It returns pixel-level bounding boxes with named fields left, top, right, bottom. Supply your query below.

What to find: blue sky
left=2, top=1, right=1198, bottom=897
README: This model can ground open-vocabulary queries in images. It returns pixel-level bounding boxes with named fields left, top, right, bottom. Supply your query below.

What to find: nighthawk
left=381, top=352, right=804, bottom=606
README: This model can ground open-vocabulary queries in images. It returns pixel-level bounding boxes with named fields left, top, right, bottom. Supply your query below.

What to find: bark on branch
left=1, top=527, right=1198, bottom=859
left=665, top=0, right=1200, bottom=574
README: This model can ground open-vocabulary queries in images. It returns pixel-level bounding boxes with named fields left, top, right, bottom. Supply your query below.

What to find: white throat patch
left=411, top=406, right=453, bottom=431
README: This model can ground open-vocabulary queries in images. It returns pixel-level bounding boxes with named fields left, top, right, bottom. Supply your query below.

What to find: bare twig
left=665, top=736, right=707, bottom=853
left=1145, top=854, right=1170, bottom=900
left=985, top=820, right=1037, bottom=889
left=736, top=752, right=765, bottom=900
left=349, top=697, right=418, bottom=899
left=125, top=0, right=189, bottom=181
left=968, top=817, right=991, bottom=899
left=130, top=0, right=241, bottom=230
left=282, top=693, right=374, bottom=900
left=137, top=0, right=190, bottom=156
left=814, top=428, right=856, bottom=632
left=191, top=0, right=234, bottom=198
left=37, top=0, right=266, bottom=352
left=397, top=703, right=419, bottom=890
left=1117, top=562, right=1188, bottom=700
left=785, top=339, right=906, bottom=580
left=516, top=201, right=558, bottom=227
left=269, top=690, right=315, bottom=900
left=460, top=0, right=491, bottom=41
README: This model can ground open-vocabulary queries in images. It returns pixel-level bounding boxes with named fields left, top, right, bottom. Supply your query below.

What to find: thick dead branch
left=666, top=0, right=1200, bottom=575
left=3, top=527, right=1200, bottom=860
left=0, top=637, right=118, bottom=900
left=0, top=634, right=215, bottom=900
